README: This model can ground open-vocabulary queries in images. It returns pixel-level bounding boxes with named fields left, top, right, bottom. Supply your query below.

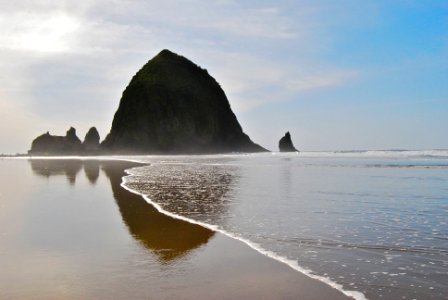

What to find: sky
left=0, top=0, right=447, bottom=153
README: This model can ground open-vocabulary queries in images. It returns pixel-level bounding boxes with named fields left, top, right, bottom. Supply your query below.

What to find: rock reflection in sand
left=30, top=159, right=83, bottom=185
left=83, top=160, right=100, bottom=184
left=28, top=159, right=214, bottom=262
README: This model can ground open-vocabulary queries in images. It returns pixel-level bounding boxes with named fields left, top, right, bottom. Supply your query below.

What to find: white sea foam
left=297, top=149, right=448, bottom=158
left=120, top=164, right=368, bottom=300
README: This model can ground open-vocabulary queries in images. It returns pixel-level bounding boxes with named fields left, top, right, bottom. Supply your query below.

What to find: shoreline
left=9, top=156, right=359, bottom=299
left=120, top=161, right=364, bottom=300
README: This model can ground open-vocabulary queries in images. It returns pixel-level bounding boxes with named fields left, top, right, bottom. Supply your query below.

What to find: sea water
left=123, top=151, right=448, bottom=300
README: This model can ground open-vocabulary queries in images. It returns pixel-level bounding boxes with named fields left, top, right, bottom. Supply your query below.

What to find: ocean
left=122, top=150, right=448, bottom=300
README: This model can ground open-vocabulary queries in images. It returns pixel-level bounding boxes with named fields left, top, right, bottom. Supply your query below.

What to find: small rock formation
left=279, top=131, right=299, bottom=152
left=102, top=49, right=267, bottom=154
left=65, top=127, right=82, bottom=145
left=83, top=127, right=100, bottom=151
left=29, top=127, right=84, bottom=155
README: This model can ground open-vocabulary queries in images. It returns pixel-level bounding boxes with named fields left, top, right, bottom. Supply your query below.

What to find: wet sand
left=0, top=158, right=351, bottom=299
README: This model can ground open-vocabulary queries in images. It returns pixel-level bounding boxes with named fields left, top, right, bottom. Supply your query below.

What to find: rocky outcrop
left=29, top=127, right=86, bottom=155
left=65, top=127, right=82, bottom=144
left=102, top=49, right=267, bottom=154
left=83, top=127, right=100, bottom=151
left=279, top=131, right=299, bottom=152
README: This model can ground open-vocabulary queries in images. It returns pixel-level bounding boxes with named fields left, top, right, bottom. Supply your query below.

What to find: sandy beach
left=0, top=158, right=351, bottom=299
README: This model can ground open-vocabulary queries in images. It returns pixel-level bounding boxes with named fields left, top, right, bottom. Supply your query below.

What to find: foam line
left=120, top=165, right=368, bottom=300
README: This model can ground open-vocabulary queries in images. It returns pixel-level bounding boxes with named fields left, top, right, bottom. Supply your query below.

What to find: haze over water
left=125, top=151, right=448, bottom=300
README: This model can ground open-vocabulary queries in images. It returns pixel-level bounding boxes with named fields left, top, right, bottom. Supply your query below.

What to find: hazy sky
left=1, top=0, right=447, bottom=153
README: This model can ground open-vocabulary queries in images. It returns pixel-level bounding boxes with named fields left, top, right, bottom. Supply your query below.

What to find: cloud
left=223, top=70, right=357, bottom=112
left=284, top=70, right=358, bottom=92
left=91, top=0, right=298, bottom=40
left=0, top=0, right=359, bottom=152
left=199, top=6, right=297, bottom=39
left=0, top=12, right=80, bottom=53
left=203, top=51, right=357, bottom=111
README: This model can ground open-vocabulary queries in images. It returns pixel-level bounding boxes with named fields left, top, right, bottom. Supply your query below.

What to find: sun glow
left=1, top=13, right=80, bottom=53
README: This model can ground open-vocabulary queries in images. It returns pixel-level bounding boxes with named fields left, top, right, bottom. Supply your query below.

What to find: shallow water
left=123, top=151, right=448, bottom=300
left=0, top=158, right=350, bottom=300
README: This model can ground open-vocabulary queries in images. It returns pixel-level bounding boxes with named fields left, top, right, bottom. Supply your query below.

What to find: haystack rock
left=279, top=131, right=299, bottom=152
left=29, top=127, right=83, bottom=155
left=102, top=49, right=267, bottom=154
left=83, top=127, right=100, bottom=151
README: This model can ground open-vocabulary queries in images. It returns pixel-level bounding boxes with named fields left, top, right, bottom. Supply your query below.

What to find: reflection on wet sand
left=83, top=160, right=100, bottom=184
left=28, top=159, right=214, bottom=262
left=30, top=160, right=83, bottom=185
left=101, top=161, right=215, bottom=262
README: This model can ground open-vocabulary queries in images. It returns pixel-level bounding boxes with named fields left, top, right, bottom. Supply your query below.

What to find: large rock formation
left=83, top=127, right=100, bottom=151
left=29, top=127, right=83, bottom=155
left=102, top=49, right=267, bottom=154
left=279, top=131, right=299, bottom=152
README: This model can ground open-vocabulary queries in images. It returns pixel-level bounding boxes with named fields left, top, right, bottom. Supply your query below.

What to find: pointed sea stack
left=102, top=49, right=267, bottom=154
left=65, top=127, right=82, bottom=145
left=279, top=131, right=299, bottom=152
left=83, top=127, right=100, bottom=151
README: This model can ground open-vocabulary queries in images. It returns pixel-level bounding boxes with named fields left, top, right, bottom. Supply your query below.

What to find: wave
left=120, top=164, right=368, bottom=300
left=277, top=237, right=448, bottom=255
left=296, top=149, right=448, bottom=159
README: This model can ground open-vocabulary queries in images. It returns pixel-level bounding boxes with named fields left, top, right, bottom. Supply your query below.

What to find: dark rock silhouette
left=66, top=127, right=82, bottom=144
left=83, top=127, right=100, bottom=151
left=29, top=127, right=83, bottom=155
left=279, top=132, right=299, bottom=152
left=102, top=49, right=267, bottom=154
